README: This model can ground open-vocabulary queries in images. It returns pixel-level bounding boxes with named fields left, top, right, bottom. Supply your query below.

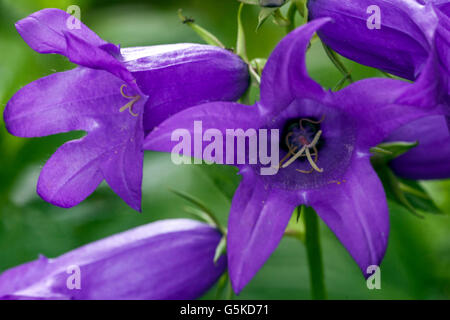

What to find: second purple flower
left=3, top=9, right=249, bottom=211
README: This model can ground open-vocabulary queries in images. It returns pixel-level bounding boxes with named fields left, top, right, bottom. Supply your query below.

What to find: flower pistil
left=119, top=84, right=141, bottom=117
left=280, top=115, right=325, bottom=173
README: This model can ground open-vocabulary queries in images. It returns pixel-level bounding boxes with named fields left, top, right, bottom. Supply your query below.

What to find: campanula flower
left=308, top=0, right=450, bottom=178
left=3, top=9, right=249, bottom=211
left=144, top=19, right=444, bottom=293
left=0, top=219, right=225, bottom=300
left=308, top=0, right=443, bottom=80
left=308, top=0, right=450, bottom=125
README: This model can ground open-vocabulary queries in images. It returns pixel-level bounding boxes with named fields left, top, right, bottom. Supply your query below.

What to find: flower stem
left=320, top=41, right=353, bottom=84
left=303, top=206, right=327, bottom=300
left=285, top=2, right=297, bottom=34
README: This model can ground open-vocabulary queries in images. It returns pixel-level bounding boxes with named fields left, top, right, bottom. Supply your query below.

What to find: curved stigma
left=119, top=84, right=140, bottom=117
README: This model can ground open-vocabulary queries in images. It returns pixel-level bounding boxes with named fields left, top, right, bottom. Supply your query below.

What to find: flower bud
left=0, top=220, right=225, bottom=300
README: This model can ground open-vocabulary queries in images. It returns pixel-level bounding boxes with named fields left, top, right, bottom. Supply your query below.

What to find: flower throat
left=279, top=115, right=325, bottom=174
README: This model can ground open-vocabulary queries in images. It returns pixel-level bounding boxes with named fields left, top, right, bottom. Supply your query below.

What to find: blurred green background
left=0, top=0, right=449, bottom=299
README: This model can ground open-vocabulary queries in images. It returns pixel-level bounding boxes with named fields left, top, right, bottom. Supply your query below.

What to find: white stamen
left=305, top=147, right=323, bottom=173
left=282, top=145, right=306, bottom=168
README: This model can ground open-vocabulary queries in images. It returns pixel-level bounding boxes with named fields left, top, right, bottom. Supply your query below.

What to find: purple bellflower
left=0, top=219, right=225, bottom=300
left=144, top=19, right=444, bottom=293
left=308, top=0, right=450, bottom=179
left=307, top=0, right=447, bottom=81
left=3, top=9, right=249, bottom=211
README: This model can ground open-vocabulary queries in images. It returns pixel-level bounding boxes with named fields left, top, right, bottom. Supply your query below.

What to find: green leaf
left=293, top=0, right=306, bottom=18
left=321, top=41, right=354, bottom=83
left=272, top=9, right=290, bottom=27
left=371, top=141, right=418, bottom=164
left=184, top=206, right=217, bottom=228
left=332, top=73, right=352, bottom=91
left=247, top=58, right=266, bottom=86
left=285, top=206, right=305, bottom=242
left=215, top=272, right=229, bottom=299
left=194, top=165, right=240, bottom=201
left=236, top=3, right=248, bottom=62
left=372, top=141, right=441, bottom=216
left=170, top=188, right=226, bottom=234
left=178, top=9, right=225, bottom=48
left=374, top=165, right=424, bottom=218
left=380, top=70, right=394, bottom=78
left=214, top=235, right=227, bottom=264
left=285, top=2, right=298, bottom=33
left=249, top=58, right=267, bottom=75
left=256, top=7, right=277, bottom=31
left=399, top=179, right=443, bottom=214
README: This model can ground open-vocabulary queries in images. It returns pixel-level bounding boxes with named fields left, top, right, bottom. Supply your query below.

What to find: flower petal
left=15, top=8, right=107, bottom=55
left=259, top=18, right=328, bottom=114
left=64, top=32, right=135, bottom=87
left=4, top=68, right=95, bottom=137
left=330, top=71, right=444, bottom=148
left=121, top=44, right=250, bottom=132
left=5, top=67, right=145, bottom=210
left=0, top=219, right=226, bottom=300
left=308, top=0, right=435, bottom=80
left=387, top=116, right=450, bottom=179
left=227, top=169, right=299, bottom=294
left=434, top=3, right=450, bottom=79
left=143, top=101, right=262, bottom=164
left=15, top=8, right=134, bottom=86
left=101, top=118, right=144, bottom=211
left=36, top=135, right=105, bottom=209
left=433, top=4, right=450, bottom=129
left=305, top=155, right=389, bottom=276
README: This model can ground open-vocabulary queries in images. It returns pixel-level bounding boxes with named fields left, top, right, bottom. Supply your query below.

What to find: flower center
left=279, top=115, right=325, bottom=174
left=256, top=98, right=357, bottom=190
left=119, top=84, right=140, bottom=117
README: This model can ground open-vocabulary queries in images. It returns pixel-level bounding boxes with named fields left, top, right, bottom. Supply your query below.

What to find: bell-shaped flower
left=3, top=9, right=249, bottom=211
left=144, top=19, right=444, bottom=293
left=308, top=0, right=450, bottom=177
left=0, top=219, right=225, bottom=300
left=307, top=0, right=445, bottom=80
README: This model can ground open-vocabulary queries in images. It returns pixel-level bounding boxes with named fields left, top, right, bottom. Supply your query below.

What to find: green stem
left=285, top=2, right=297, bottom=34
left=321, top=41, right=353, bottom=84
left=304, top=206, right=327, bottom=300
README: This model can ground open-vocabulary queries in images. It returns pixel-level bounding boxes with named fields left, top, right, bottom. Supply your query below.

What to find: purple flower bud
left=0, top=219, right=226, bottom=300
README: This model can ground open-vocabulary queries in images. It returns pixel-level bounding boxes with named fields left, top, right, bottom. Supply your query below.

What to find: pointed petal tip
left=228, top=263, right=252, bottom=295
left=14, top=8, right=71, bottom=55
left=230, top=278, right=244, bottom=296
left=128, top=200, right=142, bottom=213
left=260, top=17, right=331, bottom=110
